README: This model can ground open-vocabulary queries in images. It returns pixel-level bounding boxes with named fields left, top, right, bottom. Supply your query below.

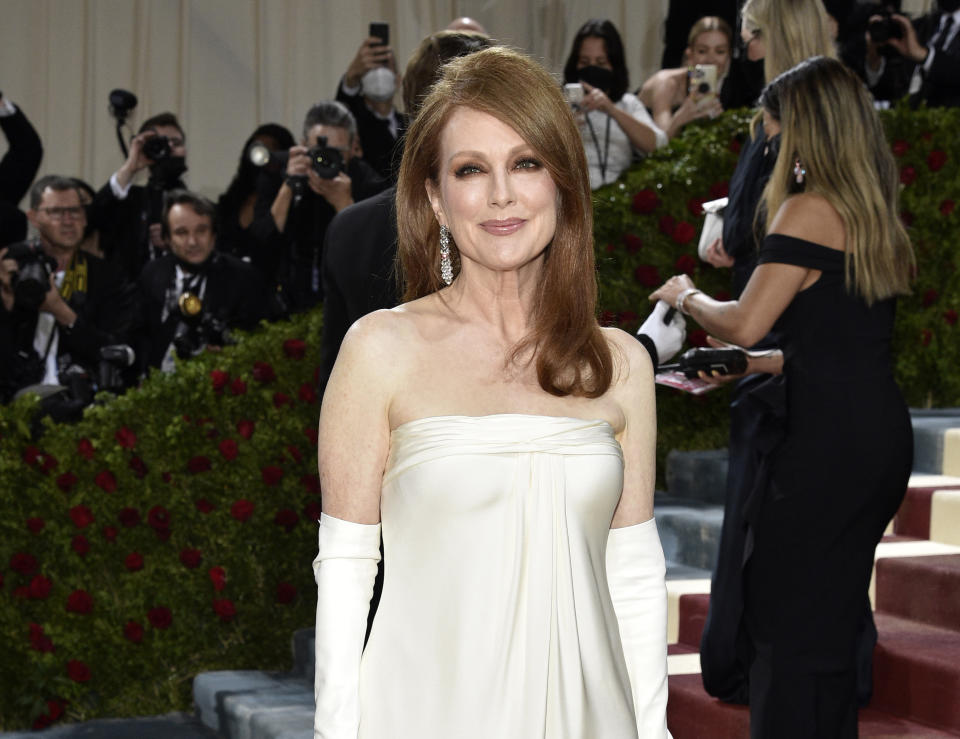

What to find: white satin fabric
left=358, top=414, right=640, bottom=739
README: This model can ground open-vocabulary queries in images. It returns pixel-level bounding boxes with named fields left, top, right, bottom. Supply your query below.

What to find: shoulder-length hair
left=759, top=56, right=914, bottom=304
left=562, top=19, right=630, bottom=103
left=396, top=46, right=613, bottom=398
left=741, top=0, right=836, bottom=84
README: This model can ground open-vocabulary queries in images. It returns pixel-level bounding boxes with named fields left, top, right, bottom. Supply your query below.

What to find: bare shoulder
left=601, top=326, right=654, bottom=391
left=769, top=192, right=846, bottom=251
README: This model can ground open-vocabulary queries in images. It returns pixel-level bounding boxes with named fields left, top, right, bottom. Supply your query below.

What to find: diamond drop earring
left=439, top=224, right=453, bottom=285
left=794, top=157, right=806, bottom=185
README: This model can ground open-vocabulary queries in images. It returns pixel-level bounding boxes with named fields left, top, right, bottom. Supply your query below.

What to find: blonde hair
left=741, top=0, right=836, bottom=84
left=760, top=57, right=914, bottom=304
left=395, top=46, right=612, bottom=398
left=687, top=16, right=733, bottom=49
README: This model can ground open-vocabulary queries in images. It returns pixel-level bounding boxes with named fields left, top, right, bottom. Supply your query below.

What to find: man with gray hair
left=249, top=100, right=386, bottom=313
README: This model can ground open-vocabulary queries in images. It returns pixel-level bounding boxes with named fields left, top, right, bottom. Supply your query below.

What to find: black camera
left=868, top=13, right=905, bottom=43
left=659, top=347, right=749, bottom=378
left=3, top=241, right=57, bottom=311
left=172, top=292, right=233, bottom=360
left=247, top=137, right=344, bottom=180
left=143, top=135, right=172, bottom=161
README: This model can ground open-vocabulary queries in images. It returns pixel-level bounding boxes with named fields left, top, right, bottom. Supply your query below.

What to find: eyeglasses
left=39, top=206, right=85, bottom=220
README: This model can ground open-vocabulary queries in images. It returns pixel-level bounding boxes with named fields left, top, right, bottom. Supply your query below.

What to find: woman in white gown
left=313, top=47, right=671, bottom=739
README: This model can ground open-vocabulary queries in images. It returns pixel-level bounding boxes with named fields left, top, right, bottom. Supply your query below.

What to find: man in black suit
left=90, top=112, right=189, bottom=281
left=0, top=176, right=135, bottom=402
left=136, top=191, right=268, bottom=372
left=0, top=92, right=43, bottom=247
left=337, top=35, right=408, bottom=181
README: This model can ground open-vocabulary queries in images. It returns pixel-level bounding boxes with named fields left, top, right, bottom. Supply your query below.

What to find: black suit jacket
left=917, top=12, right=960, bottom=106
left=336, top=82, right=408, bottom=181
left=0, top=104, right=43, bottom=247
left=136, top=251, right=269, bottom=370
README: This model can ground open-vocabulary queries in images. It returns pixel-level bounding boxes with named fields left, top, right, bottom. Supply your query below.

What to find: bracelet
left=676, top=288, right=702, bottom=316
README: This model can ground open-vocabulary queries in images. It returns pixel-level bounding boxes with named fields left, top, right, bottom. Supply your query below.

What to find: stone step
left=875, top=554, right=960, bottom=632
left=664, top=448, right=729, bottom=505
left=193, top=670, right=313, bottom=739
left=910, top=409, right=960, bottom=475
left=655, top=504, right=724, bottom=572
left=894, top=478, right=960, bottom=543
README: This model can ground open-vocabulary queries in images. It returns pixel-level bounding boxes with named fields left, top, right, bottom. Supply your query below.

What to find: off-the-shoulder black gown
left=743, top=234, right=912, bottom=737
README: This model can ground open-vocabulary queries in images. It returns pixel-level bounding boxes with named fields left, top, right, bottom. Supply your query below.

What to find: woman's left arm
left=581, top=82, right=666, bottom=153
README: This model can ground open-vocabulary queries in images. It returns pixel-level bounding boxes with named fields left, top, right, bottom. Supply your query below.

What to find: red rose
left=675, top=254, right=697, bottom=276
left=261, top=465, right=285, bottom=487
left=891, top=139, right=909, bottom=157
left=252, top=361, right=276, bottom=383
left=229, top=377, right=247, bottom=396
left=633, top=265, right=661, bottom=287
left=40, top=453, right=58, bottom=473
left=188, top=455, right=212, bottom=474
left=945, top=310, right=958, bottom=326
left=299, top=382, right=317, bottom=404
left=689, top=329, right=708, bottom=347
left=303, top=501, right=323, bottom=522
left=115, top=426, right=137, bottom=449
left=927, top=149, right=947, bottom=172
left=147, top=606, right=172, bottom=630
left=300, top=474, right=321, bottom=495
left=671, top=221, right=697, bottom=245
left=195, top=498, right=215, bottom=514
left=29, top=575, right=53, bottom=600
left=274, top=508, right=299, bottom=532
left=923, top=289, right=939, bottom=307
left=123, top=620, right=144, bottom=643
left=231, top=499, right=255, bottom=522
left=71, top=534, right=90, bottom=557
left=618, top=310, right=639, bottom=325
left=102, top=525, right=118, bottom=542
left=22, top=445, right=41, bottom=467
left=67, top=660, right=91, bottom=683
left=303, top=426, right=319, bottom=447
left=708, top=180, right=729, bottom=199
left=283, top=338, right=307, bottom=359
left=940, top=199, right=955, bottom=216
left=27, top=517, right=45, bottom=534
left=118, top=507, right=140, bottom=528
left=210, top=369, right=230, bottom=392
left=631, top=189, right=660, bottom=214
left=66, top=589, right=93, bottom=613
left=56, top=472, right=78, bottom=492
left=29, top=623, right=55, bottom=653
left=70, top=505, right=95, bottom=529
left=179, top=548, right=202, bottom=569
left=687, top=197, right=706, bottom=216
left=219, top=439, right=239, bottom=461
left=46, top=700, right=65, bottom=721
left=658, top=215, right=676, bottom=236
left=95, top=469, right=117, bottom=493
left=599, top=310, right=616, bottom=326
left=128, top=456, right=148, bottom=479
left=276, top=582, right=297, bottom=604
left=11, top=551, right=39, bottom=575
left=125, top=552, right=144, bottom=572
left=236, top=419, right=255, bottom=439
left=209, top=566, right=227, bottom=591
left=212, top=598, right=236, bottom=622
left=272, top=392, right=292, bottom=408
left=147, top=505, right=170, bottom=532
left=900, top=166, right=917, bottom=185
left=76, top=438, right=95, bottom=460
left=286, top=445, right=303, bottom=464
left=729, top=137, right=742, bottom=154
left=921, top=328, right=932, bottom=346
left=622, top=233, right=643, bottom=253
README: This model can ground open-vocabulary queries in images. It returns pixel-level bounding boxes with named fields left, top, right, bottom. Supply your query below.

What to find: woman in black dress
left=651, top=56, right=915, bottom=737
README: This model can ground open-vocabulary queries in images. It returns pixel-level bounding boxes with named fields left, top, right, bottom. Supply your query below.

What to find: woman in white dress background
left=313, top=47, right=671, bottom=739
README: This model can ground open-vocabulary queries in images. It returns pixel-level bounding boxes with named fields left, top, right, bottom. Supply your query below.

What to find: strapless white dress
left=358, top=414, right=639, bottom=738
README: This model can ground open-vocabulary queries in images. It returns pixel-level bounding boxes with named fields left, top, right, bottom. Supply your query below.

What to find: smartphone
left=369, top=22, right=389, bottom=47
left=689, top=64, right=718, bottom=105
left=563, top=82, right=584, bottom=108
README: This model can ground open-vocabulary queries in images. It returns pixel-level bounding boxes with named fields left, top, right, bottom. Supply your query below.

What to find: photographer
left=90, top=112, right=189, bottom=281
left=337, top=33, right=408, bottom=180
left=250, top=100, right=387, bottom=313
left=0, top=92, right=43, bottom=247
left=136, top=191, right=269, bottom=372
left=0, top=176, right=135, bottom=403
left=855, top=1, right=960, bottom=106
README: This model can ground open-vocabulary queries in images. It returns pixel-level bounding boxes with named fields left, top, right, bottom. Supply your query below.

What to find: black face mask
left=151, top=156, right=188, bottom=187
left=576, top=65, right=615, bottom=95
left=940, top=0, right=960, bottom=13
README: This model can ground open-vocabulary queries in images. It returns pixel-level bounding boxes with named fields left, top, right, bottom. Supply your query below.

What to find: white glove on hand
left=313, top=513, right=381, bottom=739
left=638, top=300, right=686, bottom=365
left=607, top=518, right=673, bottom=739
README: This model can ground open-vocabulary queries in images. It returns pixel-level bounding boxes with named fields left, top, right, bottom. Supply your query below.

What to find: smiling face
left=425, top=107, right=558, bottom=280
left=688, top=29, right=731, bottom=74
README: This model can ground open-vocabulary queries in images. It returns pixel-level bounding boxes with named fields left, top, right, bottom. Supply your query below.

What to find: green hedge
left=2, top=102, right=958, bottom=730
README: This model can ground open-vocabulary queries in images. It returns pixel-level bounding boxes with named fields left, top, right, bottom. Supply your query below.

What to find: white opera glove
left=638, top=300, right=687, bottom=366
left=607, top=518, right=672, bottom=739
left=313, top=512, right=381, bottom=739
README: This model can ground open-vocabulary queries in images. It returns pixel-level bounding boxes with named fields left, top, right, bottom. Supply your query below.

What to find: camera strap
left=585, top=112, right=612, bottom=185
left=60, top=251, right=88, bottom=302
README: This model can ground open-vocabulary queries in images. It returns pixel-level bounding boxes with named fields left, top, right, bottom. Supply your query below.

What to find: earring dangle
left=439, top=225, right=453, bottom=286
left=794, top=157, right=806, bottom=185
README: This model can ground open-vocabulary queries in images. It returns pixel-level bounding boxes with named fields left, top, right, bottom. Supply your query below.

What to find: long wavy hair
left=741, top=0, right=836, bottom=84
left=562, top=19, right=630, bottom=103
left=396, top=46, right=612, bottom=398
left=759, top=57, right=914, bottom=304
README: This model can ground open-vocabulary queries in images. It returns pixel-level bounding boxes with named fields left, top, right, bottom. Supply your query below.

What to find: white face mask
left=362, top=66, right=396, bottom=103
